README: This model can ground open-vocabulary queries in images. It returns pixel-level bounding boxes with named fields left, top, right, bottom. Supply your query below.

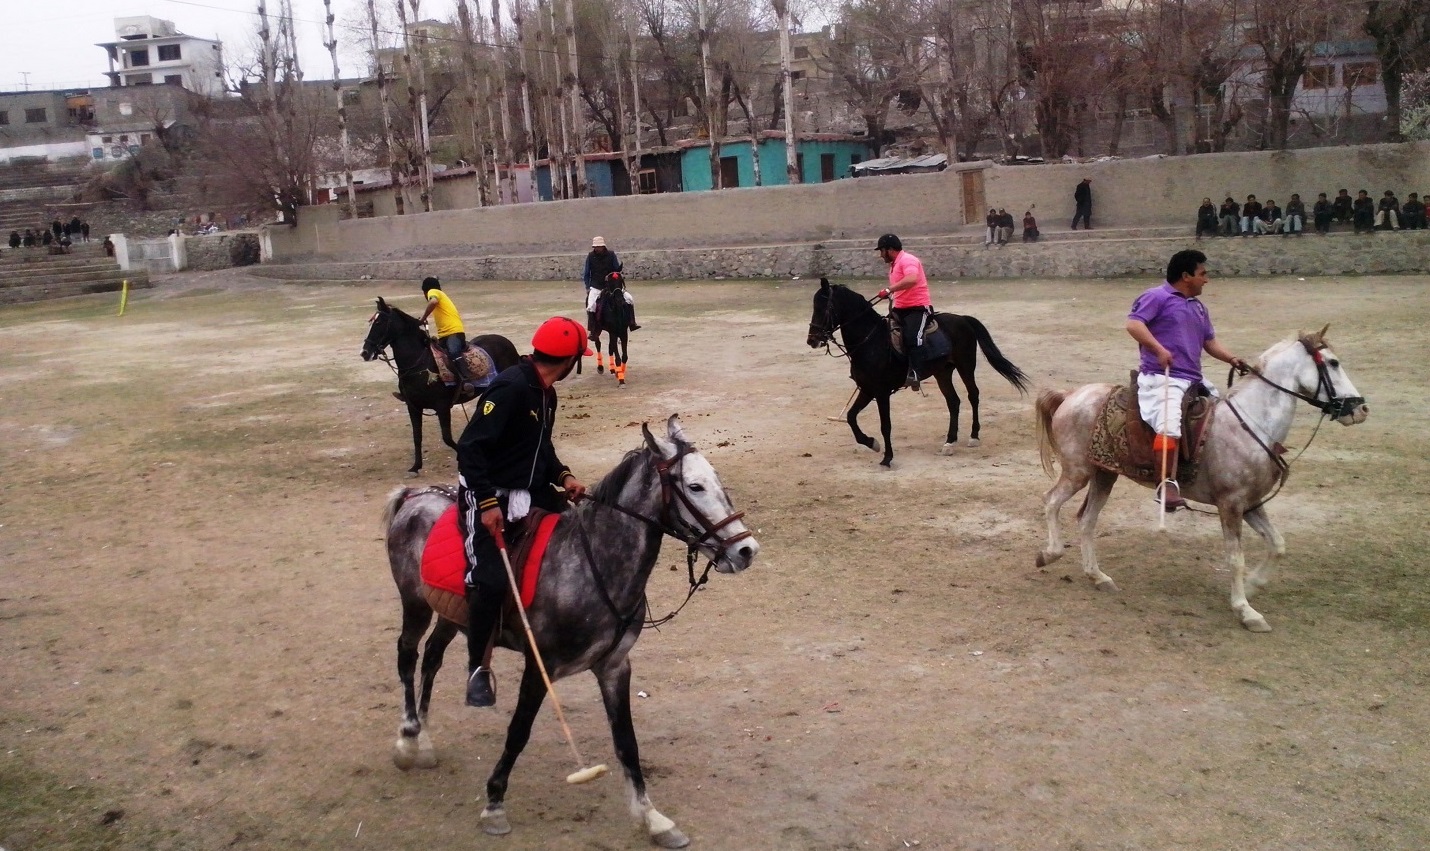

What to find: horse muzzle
left=713, top=536, right=760, bottom=574
left=1333, top=397, right=1369, bottom=425
left=806, top=334, right=826, bottom=349
left=361, top=348, right=376, bottom=361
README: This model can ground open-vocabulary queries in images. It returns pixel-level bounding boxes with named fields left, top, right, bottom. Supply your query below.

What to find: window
left=820, top=153, right=836, bottom=182
left=1302, top=65, right=1333, bottom=90
left=102, top=135, right=113, bottom=143
left=140, top=133, right=152, bottom=144
left=119, top=102, right=133, bottom=116
left=790, top=70, right=805, bottom=81
left=119, top=134, right=130, bottom=143
left=0, top=111, right=8, bottom=125
left=92, top=147, right=105, bottom=160
left=638, top=168, right=658, bottom=194
left=1343, top=62, right=1378, bottom=88
left=793, top=45, right=810, bottom=60
left=164, top=75, right=183, bottom=86
left=158, top=44, right=181, bottom=61
left=25, top=108, right=47, bottom=123
left=130, top=48, right=150, bottom=66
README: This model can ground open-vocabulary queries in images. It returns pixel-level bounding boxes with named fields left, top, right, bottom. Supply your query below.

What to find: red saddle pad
left=419, top=504, right=558, bottom=609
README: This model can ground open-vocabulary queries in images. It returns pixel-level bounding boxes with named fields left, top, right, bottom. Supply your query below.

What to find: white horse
left=1034, top=327, right=1368, bottom=631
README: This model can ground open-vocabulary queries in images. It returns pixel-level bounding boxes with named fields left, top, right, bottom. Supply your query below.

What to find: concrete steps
left=0, top=244, right=151, bottom=306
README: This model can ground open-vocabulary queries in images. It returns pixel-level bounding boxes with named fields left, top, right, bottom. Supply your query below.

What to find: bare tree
left=367, top=0, right=406, bottom=214
left=455, top=0, right=494, bottom=205
left=490, top=0, right=521, bottom=202
left=323, top=0, right=358, bottom=217
left=822, top=0, right=916, bottom=154
left=1363, top=0, right=1430, bottom=142
left=772, top=0, right=799, bottom=182
left=1241, top=0, right=1344, bottom=149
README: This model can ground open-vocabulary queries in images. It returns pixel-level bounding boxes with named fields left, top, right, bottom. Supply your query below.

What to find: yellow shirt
left=427, top=290, right=464, bottom=338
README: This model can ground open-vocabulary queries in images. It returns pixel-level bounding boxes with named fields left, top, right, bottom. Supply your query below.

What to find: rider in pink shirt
left=875, top=233, right=934, bottom=390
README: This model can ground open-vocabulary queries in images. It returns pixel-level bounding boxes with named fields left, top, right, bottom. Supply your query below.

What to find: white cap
left=591, top=236, right=606, bottom=247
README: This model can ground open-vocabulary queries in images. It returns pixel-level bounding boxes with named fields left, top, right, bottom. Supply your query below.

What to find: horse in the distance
left=594, top=275, right=634, bottom=385
left=806, top=277, right=1030, bottom=467
left=361, top=298, right=519, bottom=475
left=1034, top=327, right=1368, bottom=631
left=381, top=415, right=759, bottom=847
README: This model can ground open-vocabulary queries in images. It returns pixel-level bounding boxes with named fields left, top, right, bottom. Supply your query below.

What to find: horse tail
left=963, top=315, right=1031, bottom=395
left=381, top=486, right=412, bottom=533
left=1035, top=389, right=1067, bottom=478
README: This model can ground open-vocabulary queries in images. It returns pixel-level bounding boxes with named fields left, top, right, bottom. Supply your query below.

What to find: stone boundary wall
left=252, top=230, right=1430, bottom=284
left=264, top=142, right=1429, bottom=265
left=186, top=232, right=261, bottom=271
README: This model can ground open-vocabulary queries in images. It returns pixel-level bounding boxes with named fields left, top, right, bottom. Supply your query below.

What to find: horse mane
left=588, top=447, right=652, bottom=503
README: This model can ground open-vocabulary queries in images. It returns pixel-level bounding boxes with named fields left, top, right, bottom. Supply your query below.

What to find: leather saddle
left=888, top=314, right=950, bottom=360
left=1088, top=372, right=1217, bottom=484
left=430, top=341, right=498, bottom=388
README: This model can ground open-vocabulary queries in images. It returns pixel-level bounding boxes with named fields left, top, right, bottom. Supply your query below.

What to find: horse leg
left=594, top=334, right=605, bottom=374
left=595, top=656, right=688, bottom=848
left=1075, top=469, right=1119, bottom=591
left=875, top=393, right=894, bottom=467
left=933, top=365, right=963, bottom=455
left=406, top=402, right=424, bottom=476
left=958, top=361, right=982, bottom=447
left=1035, top=461, right=1094, bottom=570
left=437, top=406, right=457, bottom=452
left=846, top=388, right=880, bottom=453
left=1242, top=506, right=1286, bottom=593
left=1219, top=506, right=1271, bottom=632
left=615, top=333, right=628, bottom=386
left=480, top=659, right=548, bottom=836
left=393, top=599, right=435, bottom=771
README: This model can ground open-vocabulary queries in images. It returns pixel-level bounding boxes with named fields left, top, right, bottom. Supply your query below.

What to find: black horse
left=594, top=280, right=633, bottom=386
left=806, top=278, right=1030, bottom=467
left=360, top=298, right=519, bottom=475
left=381, top=415, right=759, bottom=846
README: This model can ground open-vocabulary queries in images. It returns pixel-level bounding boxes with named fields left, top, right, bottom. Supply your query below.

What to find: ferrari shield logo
left=482, top=401, right=495, bottom=416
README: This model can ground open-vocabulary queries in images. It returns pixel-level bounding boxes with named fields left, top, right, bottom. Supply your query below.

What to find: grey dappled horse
left=1034, top=328, right=1368, bottom=631
left=381, top=415, right=759, bottom=846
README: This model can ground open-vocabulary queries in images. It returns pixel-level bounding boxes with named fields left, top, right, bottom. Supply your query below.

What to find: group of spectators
left=1196, top=189, right=1426, bottom=238
left=7, top=217, right=92, bottom=254
left=984, top=208, right=1042, bottom=247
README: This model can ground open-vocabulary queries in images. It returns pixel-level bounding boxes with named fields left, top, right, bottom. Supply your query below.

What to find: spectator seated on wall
left=1402, top=193, right=1427, bottom=230
left=1375, top=190, right=1401, bottom=230
left=1195, top=198, right=1218, bottom=239
left=1352, top=190, right=1375, bottom=233
left=1218, top=197, right=1239, bottom=236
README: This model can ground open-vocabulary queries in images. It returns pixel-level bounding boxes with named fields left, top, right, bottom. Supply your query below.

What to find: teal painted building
left=679, top=135, right=872, bottom=192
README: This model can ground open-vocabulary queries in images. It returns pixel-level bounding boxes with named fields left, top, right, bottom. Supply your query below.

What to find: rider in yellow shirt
left=419, top=277, right=469, bottom=385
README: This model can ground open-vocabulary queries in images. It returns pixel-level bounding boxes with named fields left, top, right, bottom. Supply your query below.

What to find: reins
left=810, top=289, right=885, bottom=360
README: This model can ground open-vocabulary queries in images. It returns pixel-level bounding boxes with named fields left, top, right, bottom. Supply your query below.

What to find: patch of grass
left=0, top=750, right=173, bottom=851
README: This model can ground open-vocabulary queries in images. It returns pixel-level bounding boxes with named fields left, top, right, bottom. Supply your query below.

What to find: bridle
left=365, top=309, right=439, bottom=385
left=578, top=439, right=752, bottom=630
left=808, top=287, right=884, bottom=359
left=1215, top=337, right=1364, bottom=512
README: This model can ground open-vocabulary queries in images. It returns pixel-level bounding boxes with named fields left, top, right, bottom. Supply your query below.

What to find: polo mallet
left=1157, top=365, right=1173, bottom=531
left=826, top=387, right=859, bottom=421
left=494, top=529, right=608, bottom=785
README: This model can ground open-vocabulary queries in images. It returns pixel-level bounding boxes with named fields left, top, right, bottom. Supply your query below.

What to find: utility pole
left=20, top=72, right=31, bottom=91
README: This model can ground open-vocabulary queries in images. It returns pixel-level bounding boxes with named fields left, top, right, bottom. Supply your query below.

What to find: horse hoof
left=392, top=737, right=418, bottom=771
left=965, top=438, right=981, bottom=448
left=939, top=442, right=956, bottom=455
left=1035, top=550, right=1062, bottom=567
left=653, top=828, right=691, bottom=849
left=1094, top=579, right=1119, bottom=593
left=480, top=808, right=512, bottom=836
left=414, top=732, right=437, bottom=769
left=879, top=459, right=894, bottom=469
left=597, top=366, right=605, bottom=374
left=406, top=469, right=421, bottom=479
left=1243, top=616, right=1272, bottom=633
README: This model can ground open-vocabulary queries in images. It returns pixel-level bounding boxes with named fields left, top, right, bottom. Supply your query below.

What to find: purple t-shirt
left=1128, top=282, right=1214, bottom=381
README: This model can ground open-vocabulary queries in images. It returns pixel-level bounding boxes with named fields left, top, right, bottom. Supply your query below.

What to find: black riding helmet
left=421, top=276, right=441, bottom=292
left=876, top=233, right=902, bottom=251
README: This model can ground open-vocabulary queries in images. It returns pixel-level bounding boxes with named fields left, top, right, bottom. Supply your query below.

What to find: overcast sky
left=1, top=0, right=460, bottom=93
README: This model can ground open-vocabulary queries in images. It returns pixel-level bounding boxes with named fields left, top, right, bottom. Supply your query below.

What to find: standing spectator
left=7, top=231, right=18, bottom=249
left=1022, top=210, right=1040, bottom=242
left=1312, top=193, right=1333, bottom=235
left=1375, top=190, right=1401, bottom=230
left=1195, top=198, right=1218, bottom=239
left=1332, top=189, right=1354, bottom=224
left=51, top=219, right=63, bottom=240
left=1401, top=192, right=1426, bottom=230
left=22, top=229, right=35, bottom=247
left=80, top=221, right=91, bottom=242
left=1352, top=190, right=1375, bottom=233
left=997, top=209, right=1015, bottom=245
left=1283, top=194, right=1305, bottom=236
left=103, top=236, right=115, bottom=257
left=1218, top=197, right=1240, bottom=235
left=68, top=216, right=82, bottom=236
left=1254, top=199, right=1283, bottom=235
left=1071, top=178, right=1093, bottom=230
left=61, top=221, right=72, bottom=238
left=983, top=208, right=999, bottom=247
left=41, top=229, right=53, bottom=246
left=1240, top=194, right=1263, bottom=236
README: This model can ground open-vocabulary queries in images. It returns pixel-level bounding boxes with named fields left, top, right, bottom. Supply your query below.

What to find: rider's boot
left=905, top=351, right=922, bottom=392
left=628, top=306, right=640, bottom=332
left=464, top=588, right=501, bottom=707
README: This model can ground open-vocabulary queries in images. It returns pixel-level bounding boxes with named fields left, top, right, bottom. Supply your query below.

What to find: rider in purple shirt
left=1125, top=249, right=1246, bottom=509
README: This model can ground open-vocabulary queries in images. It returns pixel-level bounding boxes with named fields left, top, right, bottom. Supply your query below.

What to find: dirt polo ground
left=2, top=269, right=1428, bottom=850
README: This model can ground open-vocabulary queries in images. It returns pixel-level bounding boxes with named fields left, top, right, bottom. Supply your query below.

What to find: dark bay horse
left=381, top=415, right=759, bottom=847
left=360, top=298, right=519, bottom=475
left=595, top=280, right=632, bottom=385
left=806, top=278, right=1030, bottom=466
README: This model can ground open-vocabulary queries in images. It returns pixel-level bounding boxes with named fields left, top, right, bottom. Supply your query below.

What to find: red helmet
left=531, top=316, right=594, bottom=358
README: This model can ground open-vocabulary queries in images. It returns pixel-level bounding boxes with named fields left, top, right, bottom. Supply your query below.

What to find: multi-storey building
left=96, top=16, right=224, bottom=97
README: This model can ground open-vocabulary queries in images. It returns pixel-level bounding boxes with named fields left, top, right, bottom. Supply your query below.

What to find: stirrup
left=1155, top=480, right=1185, bottom=512
left=466, top=666, right=496, bottom=707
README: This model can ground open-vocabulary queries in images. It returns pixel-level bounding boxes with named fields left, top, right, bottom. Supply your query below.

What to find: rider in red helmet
left=455, top=317, right=592, bottom=707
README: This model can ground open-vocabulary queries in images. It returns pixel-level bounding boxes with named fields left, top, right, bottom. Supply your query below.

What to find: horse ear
left=641, top=422, right=667, bottom=459
left=819, top=277, right=830, bottom=290
left=376, top=297, right=387, bottom=308
left=1317, top=323, right=1330, bottom=342
left=666, top=413, right=690, bottom=448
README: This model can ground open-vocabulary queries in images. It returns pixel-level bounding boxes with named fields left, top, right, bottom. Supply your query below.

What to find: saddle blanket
left=889, top=314, right=952, bottom=361
left=419, top=504, right=560, bottom=625
left=431, top=343, right=498, bottom=388
left=1087, top=380, right=1215, bottom=486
